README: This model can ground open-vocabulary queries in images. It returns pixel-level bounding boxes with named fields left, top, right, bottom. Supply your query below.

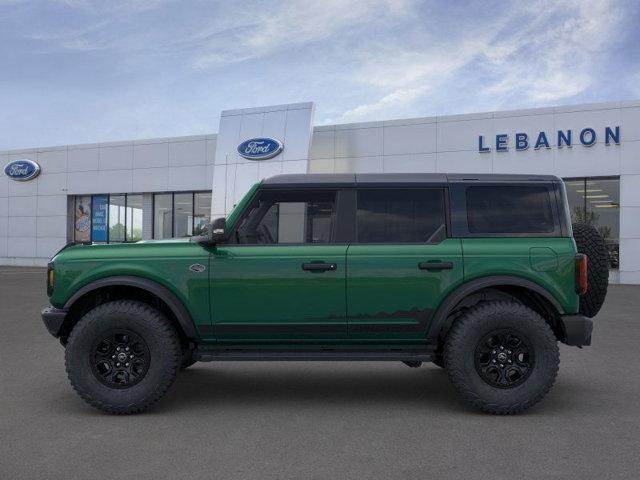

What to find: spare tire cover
left=572, top=223, right=609, bottom=318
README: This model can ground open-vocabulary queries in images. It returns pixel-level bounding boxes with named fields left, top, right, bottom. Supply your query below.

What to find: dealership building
left=1, top=100, right=639, bottom=283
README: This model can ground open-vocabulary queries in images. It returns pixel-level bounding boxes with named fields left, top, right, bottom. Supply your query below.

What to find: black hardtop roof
left=261, top=173, right=561, bottom=188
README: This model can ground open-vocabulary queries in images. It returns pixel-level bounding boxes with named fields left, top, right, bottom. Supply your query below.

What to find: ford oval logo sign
left=4, top=159, right=41, bottom=182
left=237, top=137, right=283, bottom=160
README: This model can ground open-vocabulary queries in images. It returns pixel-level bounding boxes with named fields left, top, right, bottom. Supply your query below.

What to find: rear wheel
left=572, top=222, right=609, bottom=318
left=180, top=349, right=197, bottom=370
left=65, top=300, right=181, bottom=414
left=444, top=301, right=559, bottom=414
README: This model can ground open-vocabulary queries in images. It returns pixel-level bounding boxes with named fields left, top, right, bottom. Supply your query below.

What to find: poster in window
left=74, top=196, right=91, bottom=242
left=91, top=194, right=108, bottom=242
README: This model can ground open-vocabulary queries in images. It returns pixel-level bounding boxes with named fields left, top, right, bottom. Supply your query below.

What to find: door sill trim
left=193, top=349, right=434, bottom=362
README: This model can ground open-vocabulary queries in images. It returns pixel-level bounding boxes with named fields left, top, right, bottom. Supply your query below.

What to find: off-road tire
left=572, top=222, right=609, bottom=318
left=402, top=361, right=422, bottom=368
left=432, top=353, right=444, bottom=368
left=65, top=300, right=181, bottom=414
left=180, top=350, right=197, bottom=370
left=444, top=301, right=559, bottom=414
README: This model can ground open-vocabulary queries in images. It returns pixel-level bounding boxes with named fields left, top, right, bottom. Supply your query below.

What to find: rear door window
left=466, top=185, right=555, bottom=234
left=356, top=189, right=446, bottom=243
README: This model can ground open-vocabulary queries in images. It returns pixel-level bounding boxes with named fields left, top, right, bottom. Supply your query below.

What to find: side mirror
left=192, top=217, right=226, bottom=245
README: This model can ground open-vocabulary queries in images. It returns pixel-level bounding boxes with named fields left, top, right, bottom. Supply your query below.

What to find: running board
left=193, top=350, right=434, bottom=362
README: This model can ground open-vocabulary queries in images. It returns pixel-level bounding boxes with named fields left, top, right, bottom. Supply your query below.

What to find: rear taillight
left=47, top=262, right=55, bottom=296
left=575, top=254, right=588, bottom=295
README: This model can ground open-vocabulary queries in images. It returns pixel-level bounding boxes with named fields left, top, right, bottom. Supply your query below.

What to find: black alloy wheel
left=91, top=330, right=150, bottom=388
left=474, top=330, right=533, bottom=388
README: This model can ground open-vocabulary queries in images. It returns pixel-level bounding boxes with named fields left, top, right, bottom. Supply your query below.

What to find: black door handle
left=418, top=261, right=453, bottom=271
left=302, top=262, right=337, bottom=272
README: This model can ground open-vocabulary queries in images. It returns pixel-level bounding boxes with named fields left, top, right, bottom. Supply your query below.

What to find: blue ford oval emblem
left=4, top=159, right=41, bottom=182
left=237, top=137, right=283, bottom=160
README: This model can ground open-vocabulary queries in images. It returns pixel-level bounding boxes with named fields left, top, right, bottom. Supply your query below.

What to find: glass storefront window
left=174, top=193, right=193, bottom=237
left=194, top=192, right=212, bottom=236
left=153, top=191, right=211, bottom=239
left=108, top=195, right=126, bottom=242
left=74, top=196, right=92, bottom=242
left=72, top=191, right=211, bottom=242
left=154, top=194, right=173, bottom=239
left=564, top=177, right=620, bottom=269
left=126, top=194, right=143, bottom=242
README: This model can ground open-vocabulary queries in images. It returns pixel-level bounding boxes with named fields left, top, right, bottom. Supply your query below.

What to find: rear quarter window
left=466, top=185, right=555, bottom=234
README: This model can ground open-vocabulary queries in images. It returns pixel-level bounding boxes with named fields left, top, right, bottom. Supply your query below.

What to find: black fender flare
left=63, top=276, right=197, bottom=339
left=426, top=275, right=565, bottom=340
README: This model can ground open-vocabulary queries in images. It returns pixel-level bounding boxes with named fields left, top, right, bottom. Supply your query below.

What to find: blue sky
left=1, top=0, right=639, bottom=150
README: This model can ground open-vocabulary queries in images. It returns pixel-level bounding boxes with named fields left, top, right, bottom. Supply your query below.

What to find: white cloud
left=334, top=0, right=625, bottom=122
left=191, top=0, right=413, bottom=69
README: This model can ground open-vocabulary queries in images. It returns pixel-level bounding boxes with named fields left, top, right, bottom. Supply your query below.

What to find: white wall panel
left=492, top=147, right=554, bottom=175
left=99, top=144, right=133, bottom=170
left=8, top=196, right=36, bottom=216
left=334, top=127, right=382, bottom=158
left=7, top=237, right=36, bottom=257
left=554, top=142, right=621, bottom=178
left=438, top=118, right=494, bottom=152
left=308, top=158, right=334, bottom=173
left=620, top=175, right=640, bottom=206
left=133, top=167, right=169, bottom=192
left=37, top=173, right=67, bottom=196
left=8, top=178, right=37, bottom=196
left=37, top=149, right=67, bottom=173
left=8, top=217, right=36, bottom=237
left=437, top=150, right=492, bottom=173
left=334, top=156, right=383, bottom=173
left=620, top=107, right=640, bottom=142
left=37, top=195, right=68, bottom=217
left=282, top=107, right=315, bottom=162
left=37, top=215, right=67, bottom=237
left=383, top=123, right=436, bottom=155
left=134, top=142, right=169, bottom=169
left=167, top=166, right=208, bottom=191
left=310, top=130, right=334, bottom=159
left=68, top=170, right=133, bottom=194
left=206, top=138, right=217, bottom=164
left=620, top=140, right=640, bottom=174
left=169, top=140, right=206, bottom=167
left=68, top=147, right=99, bottom=171
left=382, top=153, right=436, bottom=173
left=554, top=108, right=621, bottom=145
left=36, top=237, right=66, bottom=258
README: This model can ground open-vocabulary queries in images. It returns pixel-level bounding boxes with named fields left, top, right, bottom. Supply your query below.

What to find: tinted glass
left=154, top=194, right=172, bottom=239
left=236, top=191, right=335, bottom=244
left=466, top=186, right=554, bottom=234
left=564, top=177, right=619, bottom=269
left=74, top=196, right=91, bottom=242
left=174, top=193, right=193, bottom=237
left=356, top=189, right=446, bottom=243
left=194, top=192, right=212, bottom=236
left=109, top=194, right=126, bottom=242
left=126, top=194, right=143, bottom=242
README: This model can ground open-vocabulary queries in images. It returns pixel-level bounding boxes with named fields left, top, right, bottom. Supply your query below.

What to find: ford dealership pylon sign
left=237, top=138, right=283, bottom=160
left=4, top=159, right=41, bottom=181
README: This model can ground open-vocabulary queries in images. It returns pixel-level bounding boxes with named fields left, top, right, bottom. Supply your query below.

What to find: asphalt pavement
left=1, top=266, right=639, bottom=479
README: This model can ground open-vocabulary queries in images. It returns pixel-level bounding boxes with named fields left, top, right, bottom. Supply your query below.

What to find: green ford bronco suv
left=42, top=174, right=609, bottom=415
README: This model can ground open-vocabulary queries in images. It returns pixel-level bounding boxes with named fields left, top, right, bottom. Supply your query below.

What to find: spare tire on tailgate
left=572, top=223, right=609, bottom=318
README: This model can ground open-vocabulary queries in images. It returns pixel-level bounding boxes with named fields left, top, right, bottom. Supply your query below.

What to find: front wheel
left=65, top=300, right=181, bottom=414
left=444, top=301, right=559, bottom=414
